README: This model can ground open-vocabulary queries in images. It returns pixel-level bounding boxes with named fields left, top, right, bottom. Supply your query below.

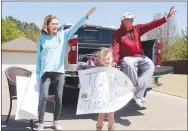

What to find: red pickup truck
left=63, top=24, right=173, bottom=97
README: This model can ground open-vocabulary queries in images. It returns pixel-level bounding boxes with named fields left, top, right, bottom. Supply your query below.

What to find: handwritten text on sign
left=76, top=67, right=134, bottom=115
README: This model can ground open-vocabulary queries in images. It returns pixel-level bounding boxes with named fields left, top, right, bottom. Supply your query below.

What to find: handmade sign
left=76, top=67, right=134, bottom=115
left=15, top=73, right=40, bottom=120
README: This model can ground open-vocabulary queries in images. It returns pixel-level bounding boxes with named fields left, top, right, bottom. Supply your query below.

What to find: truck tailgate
left=116, top=66, right=173, bottom=76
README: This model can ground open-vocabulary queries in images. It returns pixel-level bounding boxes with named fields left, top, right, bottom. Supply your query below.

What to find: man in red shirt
left=112, top=6, right=176, bottom=108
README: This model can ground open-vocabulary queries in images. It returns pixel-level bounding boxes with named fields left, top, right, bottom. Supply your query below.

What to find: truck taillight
left=156, top=42, right=162, bottom=66
left=68, top=39, right=77, bottom=64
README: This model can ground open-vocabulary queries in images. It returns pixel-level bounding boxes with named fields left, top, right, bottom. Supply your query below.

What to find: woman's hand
left=86, top=6, right=96, bottom=18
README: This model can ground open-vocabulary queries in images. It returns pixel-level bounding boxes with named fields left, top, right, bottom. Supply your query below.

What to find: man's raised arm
left=138, top=6, right=176, bottom=36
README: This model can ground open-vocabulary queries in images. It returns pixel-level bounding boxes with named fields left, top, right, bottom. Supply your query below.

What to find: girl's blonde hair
left=42, top=15, right=57, bottom=35
left=94, top=47, right=113, bottom=66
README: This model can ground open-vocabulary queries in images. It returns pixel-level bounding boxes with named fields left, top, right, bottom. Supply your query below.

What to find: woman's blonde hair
left=42, top=15, right=57, bottom=34
left=94, top=47, right=113, bottom=66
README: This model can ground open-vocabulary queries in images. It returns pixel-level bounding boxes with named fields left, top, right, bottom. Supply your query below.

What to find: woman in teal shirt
left=36, top=7, right=96, bottom=131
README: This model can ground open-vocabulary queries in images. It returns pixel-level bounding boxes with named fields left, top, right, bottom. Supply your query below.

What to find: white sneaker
left=37, top=123, right=44, bottom=131
left=135, top=99, right=143, bottom=108
left=141, top=97, right=146, bottom=103
left=134, top=96, right=146, bottom=103
left=53, top=121, right=62, bottom=131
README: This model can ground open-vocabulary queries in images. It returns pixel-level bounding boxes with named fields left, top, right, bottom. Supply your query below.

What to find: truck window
left=63, top=25, right=114, bottom=45
left=76, top=27, right=114, bottom=45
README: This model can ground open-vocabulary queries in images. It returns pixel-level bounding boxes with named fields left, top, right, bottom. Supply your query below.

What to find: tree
left=22, top=22, right=40, bottom=42
left=4, top=16, right=41, bottom=42
left=167, top=31, right=188, bottom=60
left=6, top=16, right=22, bottom=29
left=2, top=19, right=25, bottom=44
left=144, top=13, right=178, bottom=61
left=181, top=28, right=188, bottom=44
left=24, top=27, right=40, bottom=42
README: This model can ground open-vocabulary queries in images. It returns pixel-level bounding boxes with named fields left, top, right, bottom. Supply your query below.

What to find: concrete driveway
left=1, top=73, right=187, bottom=130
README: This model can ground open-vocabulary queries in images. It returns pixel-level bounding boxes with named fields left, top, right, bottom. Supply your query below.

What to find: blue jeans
left=38, top=72, right=65, bottom=123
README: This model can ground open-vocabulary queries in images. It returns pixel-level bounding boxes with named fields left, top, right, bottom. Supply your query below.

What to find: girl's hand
left=132, top=87, right=136, bottom=93
left=111, top=62, right=117, bottom=67
left=48, top=95, right=54, bottom=102
left=86, top=6, right=96, bottom=17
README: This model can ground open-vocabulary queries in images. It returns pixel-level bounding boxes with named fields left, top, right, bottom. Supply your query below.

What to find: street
left=1, top=73, right=187, bottom=130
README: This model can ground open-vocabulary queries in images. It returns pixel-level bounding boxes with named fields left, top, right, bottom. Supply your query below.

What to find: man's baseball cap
left=120, top=12, right=136, bottom=21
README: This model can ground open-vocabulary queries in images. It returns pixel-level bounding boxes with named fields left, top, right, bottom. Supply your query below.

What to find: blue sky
left=2, top=2, right=187, bottom=32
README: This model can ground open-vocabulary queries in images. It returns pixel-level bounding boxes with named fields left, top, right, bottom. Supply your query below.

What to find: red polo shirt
left=112, top=17, right=167, bottom=63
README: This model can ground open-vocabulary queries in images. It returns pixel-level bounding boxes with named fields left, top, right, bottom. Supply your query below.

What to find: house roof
left=2, top=37, right=37, bottom=51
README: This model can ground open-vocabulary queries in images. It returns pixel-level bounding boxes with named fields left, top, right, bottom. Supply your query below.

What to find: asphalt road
left=1, top=73, right=187, bottom=130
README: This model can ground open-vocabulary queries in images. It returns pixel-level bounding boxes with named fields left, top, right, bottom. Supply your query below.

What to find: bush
left=167, top=37, right=188, bottom=60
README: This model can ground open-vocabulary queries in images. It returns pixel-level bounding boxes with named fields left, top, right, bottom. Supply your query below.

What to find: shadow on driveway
left=1, top=88, right=146, bottom=130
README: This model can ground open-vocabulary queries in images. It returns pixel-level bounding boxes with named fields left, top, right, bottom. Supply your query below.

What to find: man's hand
left=86, top=6, right=96, bottom=18
left=167, top=6, right=176, bottom=20
left=111, top=62, right=117, bottom=67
